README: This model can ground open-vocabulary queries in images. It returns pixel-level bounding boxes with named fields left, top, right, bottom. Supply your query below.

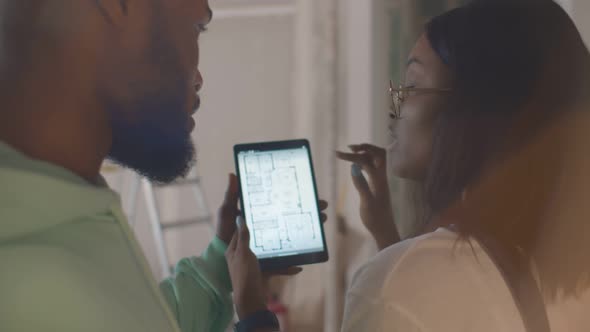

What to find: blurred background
left=102, top=0, right=590, bottom=331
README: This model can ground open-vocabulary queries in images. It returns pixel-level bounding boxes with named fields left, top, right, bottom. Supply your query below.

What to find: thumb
left=351, top=164, right=373, bottom=202
left=236, top=216, right=251, bottom=248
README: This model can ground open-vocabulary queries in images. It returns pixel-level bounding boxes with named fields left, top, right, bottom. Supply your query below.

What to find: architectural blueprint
left=237, top=147, right=324, bottom=258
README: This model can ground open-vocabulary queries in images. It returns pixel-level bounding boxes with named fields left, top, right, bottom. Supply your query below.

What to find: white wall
left=554, top=0, right=590, bottom=47
left=571, top=0, right=590, bottom=47
left=196, top=16, right=295, bottom=212
left=556, top=0, right=573, bottom=14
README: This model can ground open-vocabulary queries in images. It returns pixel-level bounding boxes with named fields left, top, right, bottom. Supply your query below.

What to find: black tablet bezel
left=233, top=139, right=329, bottom=271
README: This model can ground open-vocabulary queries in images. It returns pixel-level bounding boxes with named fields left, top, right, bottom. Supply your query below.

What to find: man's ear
left=95, top=0, right=128, bottom=25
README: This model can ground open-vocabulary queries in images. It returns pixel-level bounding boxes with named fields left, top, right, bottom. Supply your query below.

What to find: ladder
left=125, top=169, right=215, bottom=278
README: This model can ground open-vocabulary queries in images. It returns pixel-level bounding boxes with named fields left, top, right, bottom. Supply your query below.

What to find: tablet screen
left=236, top=145, right=325, bottom=259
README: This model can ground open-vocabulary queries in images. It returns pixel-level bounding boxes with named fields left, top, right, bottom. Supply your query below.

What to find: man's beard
left=106, top=87, right=195, bottom=184
left=104, top=21, right=196, bottom=184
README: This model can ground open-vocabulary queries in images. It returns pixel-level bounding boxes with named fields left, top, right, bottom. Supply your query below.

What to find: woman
left=338, top=0, right=590, bottom=331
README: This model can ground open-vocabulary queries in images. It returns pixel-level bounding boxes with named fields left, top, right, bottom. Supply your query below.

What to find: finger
left=349, top=144, right=385, bottom=155
left=219, top=174, right=239, bottom=221
left=350, top=144, right=387, bottom=168
left=320, top=213, right=327, bottom=223
left=336, top=151, right=373, bottom=170
left=263, top=267, right=303, bottom=277
left=227, top=230, right=238, bottom=254
left=351, top=164, right=373, bottom=202
left=236, top=216, right=251, bottom=248
left=349, top=144, right=373, bottom=152
left=223, top=174, right=239, bottom=207
left=319, top=200, right=328, bottom=211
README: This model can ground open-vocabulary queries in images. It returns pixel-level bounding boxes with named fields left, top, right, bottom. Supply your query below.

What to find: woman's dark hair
left=422, top=0, right=590, bottom=273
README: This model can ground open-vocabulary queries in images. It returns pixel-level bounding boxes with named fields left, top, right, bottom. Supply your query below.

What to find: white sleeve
left=341, top=291, right=426, bottom=332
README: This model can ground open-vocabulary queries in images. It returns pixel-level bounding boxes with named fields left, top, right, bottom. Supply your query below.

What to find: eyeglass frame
left=389, top=80, right=452, bottom=119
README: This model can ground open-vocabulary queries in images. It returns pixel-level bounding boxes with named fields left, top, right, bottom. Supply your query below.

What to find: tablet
left=234, top=139, right=329, bottom=271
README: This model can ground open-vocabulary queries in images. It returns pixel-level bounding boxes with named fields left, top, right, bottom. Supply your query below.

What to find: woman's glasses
left=389, top=80, right=452, bottom=119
